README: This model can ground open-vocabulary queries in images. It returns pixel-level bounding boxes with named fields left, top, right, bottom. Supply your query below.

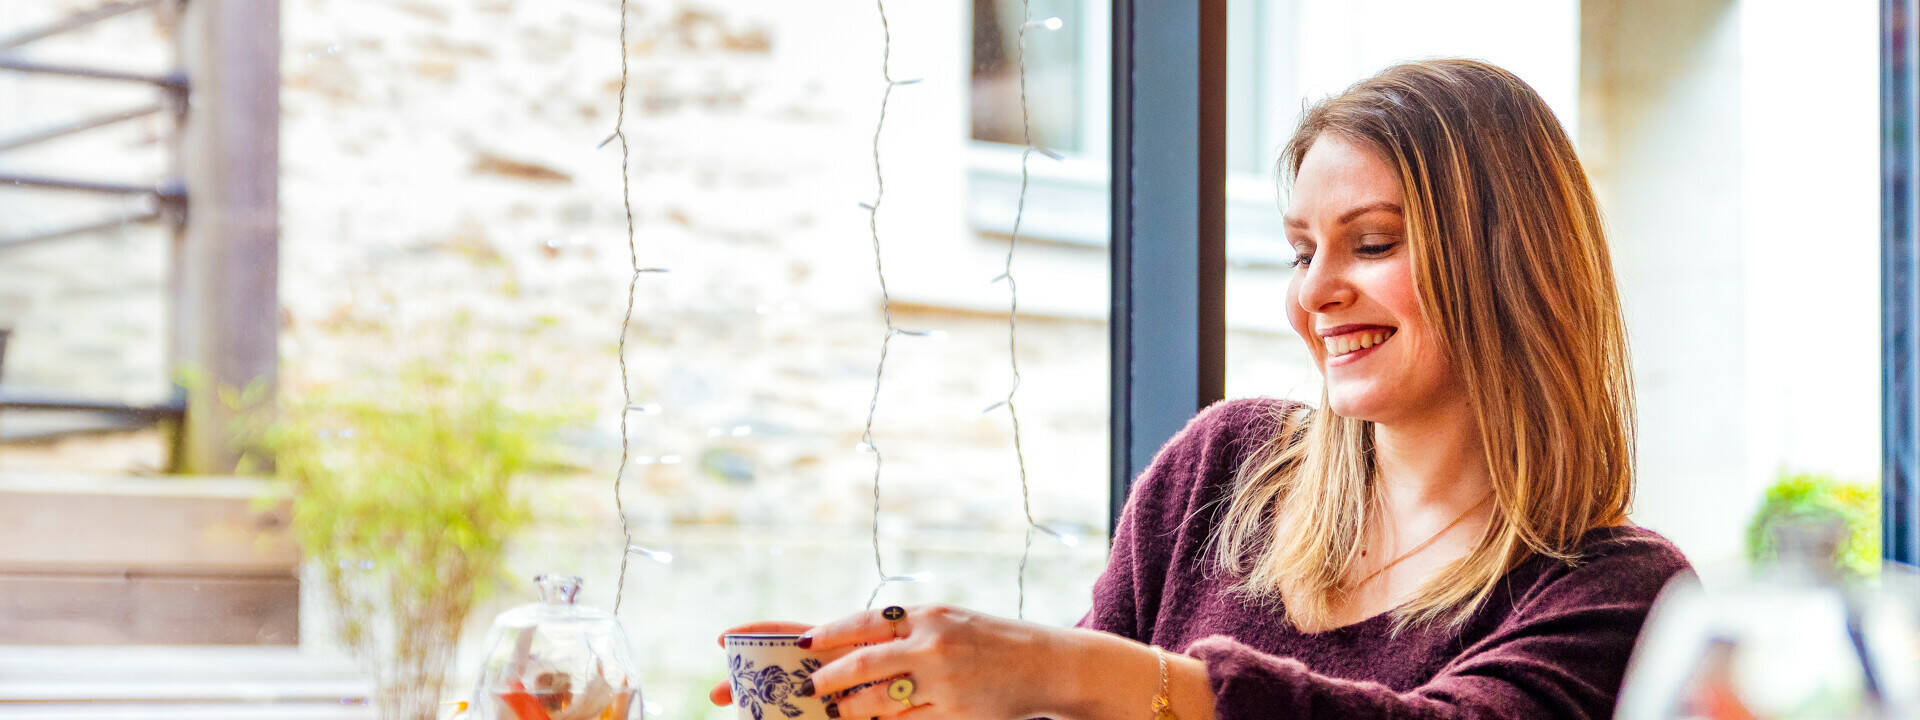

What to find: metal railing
left=0, top=0, right=190, bottom=444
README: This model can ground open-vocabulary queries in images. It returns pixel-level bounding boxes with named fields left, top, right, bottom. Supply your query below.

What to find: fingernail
left=798, top=679, right=815, bottom=697
left=825, top=702, right=842, bottom=719
left=796, top=635, right=813, bottom=649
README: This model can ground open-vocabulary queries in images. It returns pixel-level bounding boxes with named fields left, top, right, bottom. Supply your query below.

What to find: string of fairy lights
left=607, top=0, right=672, bottom=616
left=859, top=0, right=920, bottom=610
left=606, top=0, right=1075, bottom=620
left=1000, top=0, right=1070, bottom=621
left=857, top=0, right=1072, bottom=619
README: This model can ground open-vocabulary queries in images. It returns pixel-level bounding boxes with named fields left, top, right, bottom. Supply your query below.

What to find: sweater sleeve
left=1184, top=533, right=1690, bottom=720
left=1074, top=398, right=1287, bottom=640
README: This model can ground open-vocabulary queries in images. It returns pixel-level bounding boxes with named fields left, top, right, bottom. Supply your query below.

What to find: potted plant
left=1745, top=471, right=1880, bottom=579
left=243, top=357, right=579, bottom=719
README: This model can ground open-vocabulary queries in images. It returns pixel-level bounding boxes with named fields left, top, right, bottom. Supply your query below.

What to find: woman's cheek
left=1285, top=282, right=1318, bottom=362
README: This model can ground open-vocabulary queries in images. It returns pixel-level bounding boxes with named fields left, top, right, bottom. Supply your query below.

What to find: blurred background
left=0, top=0, right=1880, bottom=718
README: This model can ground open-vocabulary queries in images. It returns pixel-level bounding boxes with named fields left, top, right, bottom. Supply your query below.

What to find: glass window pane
left=970, top=0, right=1088, bottom=153
left=0, top=2, right=1111, bottom=718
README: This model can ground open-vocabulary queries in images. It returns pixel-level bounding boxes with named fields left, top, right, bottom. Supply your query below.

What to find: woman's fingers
left=805, top=641, right=916, bottom=701
left=800, top=605, right=921, bottom=651
left=824, top=674, right=936, bottom=720
left=714, top=620, right=815, bottom=647
left=709, top=679, right=733, bottom=707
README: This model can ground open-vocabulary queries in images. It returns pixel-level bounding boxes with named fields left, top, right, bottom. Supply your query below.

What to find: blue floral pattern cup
left=723, top=634, right=875, bottom=720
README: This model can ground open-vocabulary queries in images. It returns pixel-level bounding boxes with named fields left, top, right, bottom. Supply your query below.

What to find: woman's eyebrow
left=1283, top=201, right=1403, bottom=229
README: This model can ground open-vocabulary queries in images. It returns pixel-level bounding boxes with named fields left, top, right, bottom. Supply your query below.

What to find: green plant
left=1746, top=472, right=1880, bottom=579
left=242, top=357, right=580, bottom=720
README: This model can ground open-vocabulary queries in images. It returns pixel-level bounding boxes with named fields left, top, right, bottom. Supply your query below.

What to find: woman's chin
left=1324, top=385, right=1390, bottom=421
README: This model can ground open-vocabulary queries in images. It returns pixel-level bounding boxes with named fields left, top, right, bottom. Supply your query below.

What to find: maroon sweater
left=1073, top=397, right=1691, bottom=720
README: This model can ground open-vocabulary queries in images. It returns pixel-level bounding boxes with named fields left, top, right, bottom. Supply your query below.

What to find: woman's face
left=1285, top=134, right=1461, bottom=424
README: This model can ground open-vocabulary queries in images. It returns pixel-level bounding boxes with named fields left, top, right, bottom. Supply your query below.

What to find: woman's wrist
left=1051, top=628, right=1217, bottom=720
left=1050, top=628, right=1160, bottom=720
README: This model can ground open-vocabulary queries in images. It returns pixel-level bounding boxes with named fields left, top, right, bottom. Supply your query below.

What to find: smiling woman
left=712, top=59, right=1689, bottom=720
left=1230, top=58, right=1647, bottom=636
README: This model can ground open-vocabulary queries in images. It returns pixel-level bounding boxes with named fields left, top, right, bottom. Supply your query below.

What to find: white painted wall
left=1581, top=0, right=1880, bottom=574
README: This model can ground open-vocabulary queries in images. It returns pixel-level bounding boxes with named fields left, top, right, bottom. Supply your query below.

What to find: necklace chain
left=1353, top=494, right=1492, bottom=589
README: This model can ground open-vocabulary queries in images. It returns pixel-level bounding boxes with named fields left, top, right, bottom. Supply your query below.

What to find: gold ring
left=887, top=677, right=916, bottom=708
left=881, top=605, right=906, bottom=638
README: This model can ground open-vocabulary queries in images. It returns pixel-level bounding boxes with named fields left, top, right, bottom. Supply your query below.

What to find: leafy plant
left=240, top=356, right=581, bottom=719
left=1746, top=472, right=1880, bottom=579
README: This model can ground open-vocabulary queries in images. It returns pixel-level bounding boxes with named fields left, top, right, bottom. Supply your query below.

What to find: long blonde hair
left=1214, top=59, right=1635, bottom=632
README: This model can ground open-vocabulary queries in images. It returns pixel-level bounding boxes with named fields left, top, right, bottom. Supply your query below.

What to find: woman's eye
left=1356, top=240, right=1398, bottom=256
left=1288, top=252, right=1313, bottom=268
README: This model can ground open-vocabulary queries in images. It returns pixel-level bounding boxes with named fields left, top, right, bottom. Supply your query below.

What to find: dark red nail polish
left=798, top=679, right=815, bottom=697
left=796, top=635, right=813, bottom=649
left=825, top=701, right=842, bottom=719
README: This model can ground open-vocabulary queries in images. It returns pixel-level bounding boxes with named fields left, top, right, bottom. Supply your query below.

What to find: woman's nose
left=1294, top=259, right=1355, bottom=313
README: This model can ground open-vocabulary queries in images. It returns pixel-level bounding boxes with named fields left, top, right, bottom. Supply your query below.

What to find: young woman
left=711, top=58, right=1690, bottom=720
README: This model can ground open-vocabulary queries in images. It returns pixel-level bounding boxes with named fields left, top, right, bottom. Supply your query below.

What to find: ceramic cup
left=724, top=634, right=877, bottom=720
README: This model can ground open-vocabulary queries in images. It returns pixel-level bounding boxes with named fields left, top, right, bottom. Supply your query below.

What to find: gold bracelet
left=1150, top=646, right=1178, bottom=720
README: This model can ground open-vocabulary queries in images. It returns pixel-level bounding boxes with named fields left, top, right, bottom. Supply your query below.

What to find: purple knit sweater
left=1073, top=397, right=1691, bottom=720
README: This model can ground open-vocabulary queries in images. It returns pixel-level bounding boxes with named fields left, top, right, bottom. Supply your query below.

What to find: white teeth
left=1324, top=329, right=1393, bottom=357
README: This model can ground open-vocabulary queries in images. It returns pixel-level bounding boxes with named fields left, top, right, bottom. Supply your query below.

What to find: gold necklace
left=1353, top=494, right=1492, bottom=589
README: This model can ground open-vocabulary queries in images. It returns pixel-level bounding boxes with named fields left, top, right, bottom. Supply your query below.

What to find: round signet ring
left=881, top=605, right=907, bottom=638
left=887, top=677, right=917, bottom=708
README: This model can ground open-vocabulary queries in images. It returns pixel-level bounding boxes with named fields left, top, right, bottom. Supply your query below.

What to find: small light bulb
left=628, top=545, right=675, bottom=564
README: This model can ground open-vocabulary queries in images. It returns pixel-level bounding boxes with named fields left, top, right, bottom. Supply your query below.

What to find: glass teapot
left=1615, top=520, right=1920, bottom=719
left=469, top=575, right=643, bottom=720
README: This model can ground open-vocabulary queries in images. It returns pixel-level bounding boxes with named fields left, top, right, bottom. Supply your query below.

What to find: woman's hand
left=794, top=604, right=1070, bottom=720
left=708, top=620, right=815, bottom=707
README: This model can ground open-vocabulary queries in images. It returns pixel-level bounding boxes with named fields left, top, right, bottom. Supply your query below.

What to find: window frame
left=1107, top=0, right=1228, bottom=530
left=1882, top=0, right=1919, bottom=564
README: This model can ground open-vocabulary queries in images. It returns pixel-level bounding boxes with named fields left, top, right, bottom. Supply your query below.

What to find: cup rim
left=724, top=632, right=804, bottom=641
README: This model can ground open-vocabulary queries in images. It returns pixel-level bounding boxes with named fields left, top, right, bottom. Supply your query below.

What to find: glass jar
left=1615, top=520, right=1920, bottom=719
left=469, top=575, right=643, bottom=720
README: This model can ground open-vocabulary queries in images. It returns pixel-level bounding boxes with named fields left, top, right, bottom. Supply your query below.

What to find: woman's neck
left=1370, top=400, right=1492, bottom=525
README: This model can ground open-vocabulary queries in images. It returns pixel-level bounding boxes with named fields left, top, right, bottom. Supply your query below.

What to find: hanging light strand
left=862, top=0, right=912, bottom=610
left=1004, top=2, right=1068, bottom=620
left=610, top=0, right=644, bottom=615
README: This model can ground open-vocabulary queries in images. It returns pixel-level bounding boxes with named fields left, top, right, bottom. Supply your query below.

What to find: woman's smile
left=1320, top=324, right=1397, bottom=365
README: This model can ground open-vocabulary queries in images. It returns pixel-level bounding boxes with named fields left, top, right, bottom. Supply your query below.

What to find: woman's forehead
left=1288, top=135, right=1402, bottom=225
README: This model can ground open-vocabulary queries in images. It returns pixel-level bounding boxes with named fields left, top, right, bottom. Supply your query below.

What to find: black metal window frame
left=1886, top=0, right=1919, bottom=564
left=1109, top=0, right=1228, bottom=532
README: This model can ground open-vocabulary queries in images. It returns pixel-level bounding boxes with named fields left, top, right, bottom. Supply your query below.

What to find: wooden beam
left=0, top=474, right=296, bottom=573
left=173, top=0, right=279, bottom=473
left=0, top=573, right=298, bottom=645
left=0, top=474, right=299, bottom=645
